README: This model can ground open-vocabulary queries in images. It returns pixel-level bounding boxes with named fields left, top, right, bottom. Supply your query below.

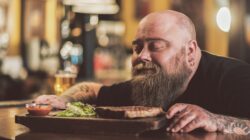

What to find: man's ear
left=186, top=40, right=198, bottom=67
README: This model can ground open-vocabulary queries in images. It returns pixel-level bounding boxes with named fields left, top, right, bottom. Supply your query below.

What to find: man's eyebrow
left=133, top=38, right=169, bottom=41
left=132, top=38, right=170, bottom=45
left=145, top=38, right=169, bottom=42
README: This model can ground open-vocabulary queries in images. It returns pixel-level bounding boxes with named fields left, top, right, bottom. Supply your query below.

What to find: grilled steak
left=96, top=106, right=164, bottom=119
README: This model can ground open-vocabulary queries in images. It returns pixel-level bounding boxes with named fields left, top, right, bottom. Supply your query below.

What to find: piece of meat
left=96, top=106, right=164, bottom=119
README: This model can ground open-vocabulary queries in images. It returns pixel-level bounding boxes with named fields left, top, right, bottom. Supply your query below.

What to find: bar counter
left=1, top=104, right=250, bottom=140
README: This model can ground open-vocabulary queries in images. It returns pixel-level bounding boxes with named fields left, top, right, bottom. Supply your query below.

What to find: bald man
left=35, top=10, right=250, bottom=135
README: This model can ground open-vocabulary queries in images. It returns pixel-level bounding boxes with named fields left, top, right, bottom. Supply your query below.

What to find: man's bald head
left=137, top=10, right=196, bottom=41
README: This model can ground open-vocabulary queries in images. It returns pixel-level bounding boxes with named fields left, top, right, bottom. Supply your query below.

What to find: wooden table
left=0, top=106, right=29, bottom=140
left=1, top=106, right=250, bottom=140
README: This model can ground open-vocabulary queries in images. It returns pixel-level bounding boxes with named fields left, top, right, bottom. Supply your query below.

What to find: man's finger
left=168, top=113, right=196, bottom=132
left=166, top=103, right=188, bottom=119
left=34, top=95, right=49, bottom=104
left=166, top=109, right=190, bottom=131
left=181, top=118, right=203, bottom=132
left=34, top=95, right=56, bottom=105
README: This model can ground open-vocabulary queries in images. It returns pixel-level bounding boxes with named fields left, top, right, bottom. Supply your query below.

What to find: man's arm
left=61, top=82, right=103, bottom=103
left=35, top=82, right=102, bottom=109
left=215, top=114, right=250, bottom=135
left=166, top=103, right=250, bottom=135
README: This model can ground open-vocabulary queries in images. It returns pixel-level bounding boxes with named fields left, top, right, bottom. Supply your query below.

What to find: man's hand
left=34, top=95, right=69, bottom=109
left=166, top=103, right=218, bottom=133
left=166, top=103, right=250, bottom=135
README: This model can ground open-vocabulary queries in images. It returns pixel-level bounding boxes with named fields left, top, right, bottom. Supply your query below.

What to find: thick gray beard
left=131, top=54, right=192, bottom=108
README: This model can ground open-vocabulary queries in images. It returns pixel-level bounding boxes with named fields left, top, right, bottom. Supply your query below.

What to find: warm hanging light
left=216, top=6, right=231, bottom=32
left=63, top=0, right=119, bottom=14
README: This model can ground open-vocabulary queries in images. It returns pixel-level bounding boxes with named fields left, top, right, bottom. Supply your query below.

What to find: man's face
left=130, top=17, right=192, bottom=108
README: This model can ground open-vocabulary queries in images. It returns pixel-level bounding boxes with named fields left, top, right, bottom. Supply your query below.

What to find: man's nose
left=138, top=47, right=151, bottom=62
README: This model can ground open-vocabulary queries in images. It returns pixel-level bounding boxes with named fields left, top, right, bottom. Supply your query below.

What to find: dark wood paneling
left=171, top=0, right=206, bottom=50
left=228, top=0, right=247, bottom=61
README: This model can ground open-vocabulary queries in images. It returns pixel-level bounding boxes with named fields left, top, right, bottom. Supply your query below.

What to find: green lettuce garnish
left=56, top=102, right=96, bottom=117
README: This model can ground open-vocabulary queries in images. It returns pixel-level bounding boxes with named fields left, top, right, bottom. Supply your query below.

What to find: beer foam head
left=55, top=71, right=77, bottom=78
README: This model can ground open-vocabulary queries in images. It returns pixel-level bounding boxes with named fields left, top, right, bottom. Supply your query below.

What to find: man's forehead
left=137, top=19, right=193, bottom=43
left=140, top=12, right=178, bottom=26
left=137, top=14, right=179, bottom=34
left=136, top=21, right=179, bottom=40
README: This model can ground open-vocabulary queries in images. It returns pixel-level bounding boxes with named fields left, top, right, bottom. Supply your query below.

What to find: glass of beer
left=53, top=71, right=77, bottom=96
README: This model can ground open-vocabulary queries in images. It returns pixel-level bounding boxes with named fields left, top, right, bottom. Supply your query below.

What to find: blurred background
left=0, top=0, right=250, bottom=101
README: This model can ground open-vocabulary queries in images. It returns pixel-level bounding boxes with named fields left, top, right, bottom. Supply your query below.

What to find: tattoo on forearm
left=78, top=84, right=90, bottom=93
left=231, top=121, right=250, bottom=134
left=215, top=115, right=250, bottom=135
left=61, top=83, right=95, bottom=103
left=70, top=84, right=96, bottom=103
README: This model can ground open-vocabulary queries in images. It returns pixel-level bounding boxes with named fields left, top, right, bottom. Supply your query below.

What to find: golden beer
left=53, top=72, right=76, bottom=96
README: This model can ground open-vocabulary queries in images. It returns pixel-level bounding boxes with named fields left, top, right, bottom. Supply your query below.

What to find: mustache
left=132, top=62, right=160, bottom=76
